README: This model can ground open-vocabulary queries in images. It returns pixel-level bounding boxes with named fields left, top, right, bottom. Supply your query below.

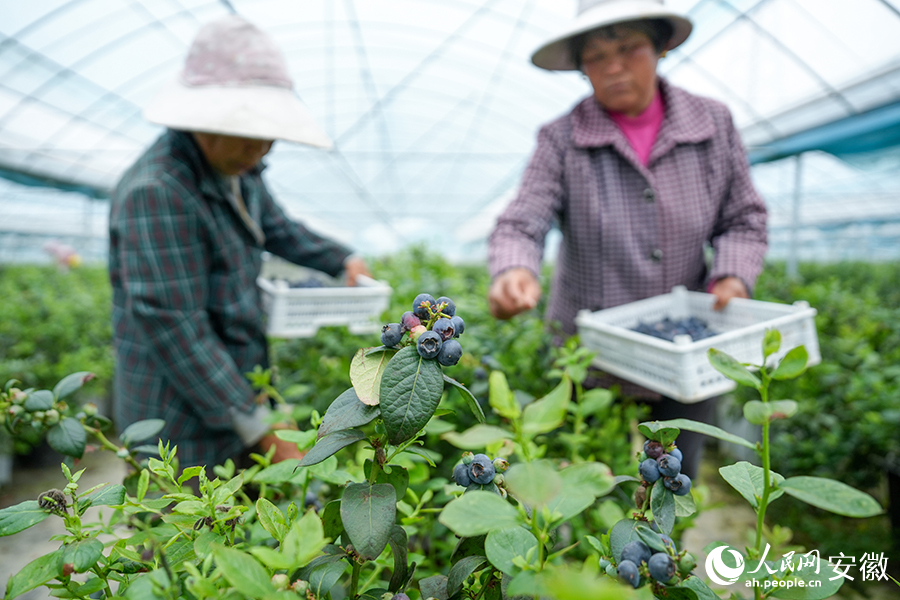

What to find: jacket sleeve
left=257, top=181, right=352, bottom=277
left=709, top=110, right=768, bottom=294
left=488, top=123, right=567, bottom=280
left=114, top=177, right=256, bottom=429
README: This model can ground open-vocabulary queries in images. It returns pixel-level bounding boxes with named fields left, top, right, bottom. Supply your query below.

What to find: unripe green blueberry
left=271, top=574, right=289, bottom=590
left=678, top=552, right=697, bottom=576
left=9, top=389, right=26, bottom=405
left=83, top=403, right=98, bottom=417
left=409, top=325, right=427, bottom=342
left=492, top=457, right=509, bottom=473
left=116, top=448, right=130, bottom=459
left=461, top=451, right=474, bottom=465
left=43, top=409, right=60, bottom=426
left=492, top=473, right=504, bottom=486
left=32, top=410, right=45, bottom=422
left=7, top=405, right=24, bottom=418
left=292, top=579, right=309, bottom=593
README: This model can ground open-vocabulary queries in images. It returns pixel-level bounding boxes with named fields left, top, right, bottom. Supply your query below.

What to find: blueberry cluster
left=452, top=452, right=509, bottom=496
left=632, top=317, right=718, bottom=342
left=610, top=536, right=679, bottom=588
left=638, top=440, right=692, bottom=496
left=380, top=293, right=466, bottom=366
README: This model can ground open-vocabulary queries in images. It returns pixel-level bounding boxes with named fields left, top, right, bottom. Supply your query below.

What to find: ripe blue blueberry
left=400, top=311, right=421, bottom=333
left=669, top=447, right=683, bottom=462
left=432, top=318, right=456, bottom=341
left=669, top=473, right=692, bottom=496
left=437, top=339, right=463, bottom=366
left=453, top=463, right=471, bottom=487
left=391, top=594, right=411, bottom=600
left=617, top=560, right=641, bottom=588
left=381, top=323, right=402, bottom=346
left=469, top=453, right=496, bottom=484
left=657, top=454, right=682, bottom=478
left=450, top=315, right=465, bottom=337
left=648, top=552, right=677, bottom=583
left=644, top=440, right=664, bottom=459
left=412, top=293, right=436, bottom=319
left=416, top=331, right=442, bottom=359
left=639, top=458, right=661, bottom=483
left=436, top=296, right=456, bottom=317
left=620, top=540, right=652, bottom=566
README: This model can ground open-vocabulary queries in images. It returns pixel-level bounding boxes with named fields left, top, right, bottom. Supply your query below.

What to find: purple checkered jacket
left=489, top=78, right=768, bottom=336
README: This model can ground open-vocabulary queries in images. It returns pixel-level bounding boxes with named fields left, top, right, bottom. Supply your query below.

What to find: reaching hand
left=488, top=267, right=542, bottom=320
left=710, top=276, right=749, bottom=310
left=343, top=256, right=371, bottom=287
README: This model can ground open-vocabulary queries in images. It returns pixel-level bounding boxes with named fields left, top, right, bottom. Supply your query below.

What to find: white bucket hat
left=532, top=0, right=693, bottom=71
left=144, top=15, right=332, bottom=148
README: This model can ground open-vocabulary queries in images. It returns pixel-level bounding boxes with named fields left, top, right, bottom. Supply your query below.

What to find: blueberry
left=639, top=458, right=661, bottom=483
left=400, top=311, right=421, bottom=333
left=416, top=331, right=442, bottom=359
left=432, top=318, right=456, bottom=341
left=599, top=558, right=611, bottom=570
left=436, top=296, right=456, bottom=317
left=304, top=491, right=322, bottom=511
left=605, top=562, right=618, bottom=578
left=620, top=540, right=651, bottom=566
left=391, top=594, right=411, bottom=600
left=381, top=323, right=402, bottom=346
left=669, top=447, right=683, bottom=462
left=670, top=474, right=692, bottom=496
left=450, top=315, right=465, bottom=337
left=437, top=339, right=462, bottom=366
left=617, top=559, right=641, bottom=588
left=452, top=463, right=471, bottom=487
left=469, top=453, right=496, bottom=484
left=657, top=454, right=682, bottom=478
left=412, top=293, right=436, bottom=319
left=648, top=552, right=676, bottom=583
left=492, top=457, right=509, bottom=473
left=644, top=440, right=664, bottom=459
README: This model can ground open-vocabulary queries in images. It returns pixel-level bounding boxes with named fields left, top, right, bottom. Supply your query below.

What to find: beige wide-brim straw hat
left=144, top=15, right=332, bottom=149
left=532, top=0, right=693, bottom=71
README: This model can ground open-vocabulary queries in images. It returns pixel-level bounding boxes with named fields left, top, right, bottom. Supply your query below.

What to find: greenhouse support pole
left=787, top=153, right=803, bottom=279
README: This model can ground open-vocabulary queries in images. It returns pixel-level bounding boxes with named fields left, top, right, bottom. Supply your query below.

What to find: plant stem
left=349, top=561, right=361, bottom=599
left=531, top=516, right=545, bottom=568
left=753, top=372, right=773, bottom=600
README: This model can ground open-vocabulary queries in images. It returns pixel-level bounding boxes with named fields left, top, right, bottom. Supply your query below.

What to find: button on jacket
left=489, top=78, right=768, bottom=336
left=110, top=130, right=352, bottom=468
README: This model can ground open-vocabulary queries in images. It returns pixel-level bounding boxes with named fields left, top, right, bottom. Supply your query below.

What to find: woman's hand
left=710, top=276, right=748, bottom=310
left=343, top=256, right=371, bottom=287
left=488, top=267, right=542, bottom=320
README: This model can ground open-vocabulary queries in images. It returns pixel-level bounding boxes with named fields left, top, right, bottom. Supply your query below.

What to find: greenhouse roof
left=2, top=0, right=900, bottom=258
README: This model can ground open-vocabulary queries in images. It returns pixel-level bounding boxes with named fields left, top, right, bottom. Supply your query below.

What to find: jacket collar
left=165, top=129, right=267, bottom=200
left=571, top=78, right=716, bottom=154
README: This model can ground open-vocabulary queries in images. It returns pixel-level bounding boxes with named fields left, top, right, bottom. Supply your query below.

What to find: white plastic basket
left=575, top=286, right=820, bottom=403
left=257, top=256, right=392, bottom=339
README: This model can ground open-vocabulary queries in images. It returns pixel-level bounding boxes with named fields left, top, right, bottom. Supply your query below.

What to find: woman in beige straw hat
left=487, top=0, right=768, bottom=478
left=109, top=15, right=369, bottom=472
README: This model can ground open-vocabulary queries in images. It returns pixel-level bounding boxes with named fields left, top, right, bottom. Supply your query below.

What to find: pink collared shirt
left=607, top=90, right=665, bottom=166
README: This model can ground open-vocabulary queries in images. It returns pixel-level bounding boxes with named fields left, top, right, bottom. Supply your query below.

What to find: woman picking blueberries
left=488, top=0, right=768, bottom=479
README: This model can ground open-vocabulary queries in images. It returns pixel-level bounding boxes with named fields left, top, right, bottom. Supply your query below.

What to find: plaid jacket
left=109, top=130, right=351, bottom=468
left=489, top=78, right=768, bottom=336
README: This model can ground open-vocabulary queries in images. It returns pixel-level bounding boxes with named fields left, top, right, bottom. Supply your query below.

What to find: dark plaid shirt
left=489, top=79, right=768, bottom=335
left=109, top=130, right=351, bottom=468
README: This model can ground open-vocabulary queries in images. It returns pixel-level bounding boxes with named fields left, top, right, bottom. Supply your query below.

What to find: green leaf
left=340, top=482, right=396, bottom=560
left=120, top=419, right=165, bottom=447
left=680, top=576, right=721, bottom=600
left=444, top=374, right=485, bottom=423
left=650, top=479, right=675, bottom=535
left=521, top=376, right=571, bottom=436
left=321, top=500, right=343, bottom=541
left=78, top=484, right=126, bottom=512
left=762, top=329, right=781, bottom=361
left=441, top=425, right=512, bottom=449
left=771, top=345, right=809, bottom=380
left=719, top=462, right=785, bottom=509
left=608, top=519, right=644, bottom=566
left=634, top=525, right=667, bottom=553
left=273, top=429, right=317, bottom=448
left=743, top=400, right=798, bottom=424
left=387, top=525, right=409, bottom=593
left=53, top=372, right=95, bottom=401
left=62, top=538, right=104, bottom=573
left=486, top=527, right=537, bottom=576
left=767, top=556, right=845, bottom=600
left=298, top=429, right=367, bottom=467
left=24, top=390, right=54, bottom=411
left=637, top=421, right=680, bottom=446
left=47, top=418, right=86, bottom=458
left=379, top=346, right=445, bottom=445
left=137, top=470, right=150, bottom=502
left=448, top=555, right=489, bottom=595
left=652, top=418, right=757, bottom=450
left=418, top=575, right=449, bottom=600
left=212, top=545, right=276, bottom=598
left=256, top=498, right=288, bottom=542
left=304, top=561, right=346, bottom=598
left=282, top=509, right=329, bottom=568
left=504, top=460, right=561, bottom=507
left=177, top=465, right=203, bottom=487
left=5, top=548, right=63, bottom=600
left=558, top=462, right=615, bottom=498
left=451, top=535, right=487, bottom=564
left=317, top=387, right=380, bottom=440
left=350, top=347, right=397, bottom=406
left=778, top=476, right=882, bottom=517
left=488, top=370, right=519, bottom=420
left=575, top=388, right=615, bottom=417
left=674, top=490, right=697, bottom=517
left=0, top=501, right=51, bottom=536
left=74, top=577, right=106, bottom=596
left=708, top=348, right=761, bottom=389
left=440, top=491, right=524, bottom=537
left=546, top=489, right=594, bottom=524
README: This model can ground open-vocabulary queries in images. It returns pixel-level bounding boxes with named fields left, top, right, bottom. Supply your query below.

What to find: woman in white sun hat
left=109, top=15, right=369, bottom=474
left=488, top=0, right=768, bottom=479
